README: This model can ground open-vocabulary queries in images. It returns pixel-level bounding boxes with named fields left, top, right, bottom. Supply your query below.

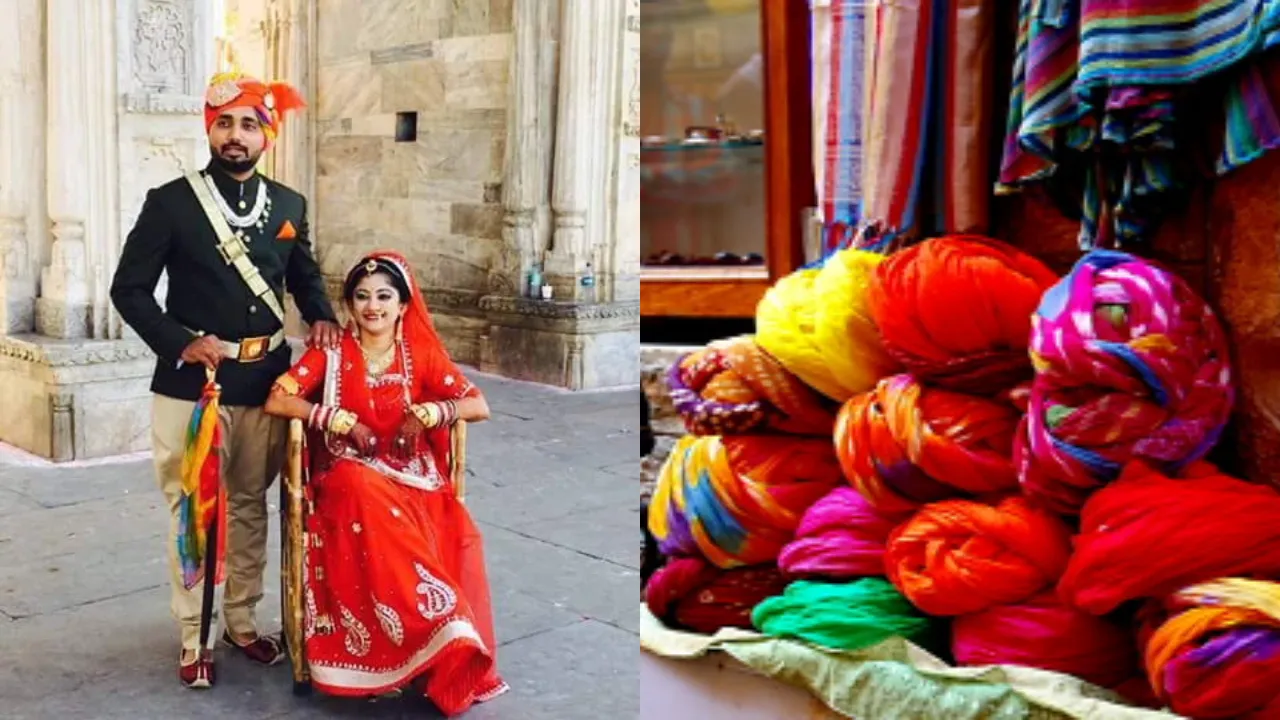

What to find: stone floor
left=0, top=371, right=639, bottom=719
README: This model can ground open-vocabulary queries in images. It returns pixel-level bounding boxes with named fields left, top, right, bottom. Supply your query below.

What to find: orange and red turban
left=203, top=71, right=306, bottom=149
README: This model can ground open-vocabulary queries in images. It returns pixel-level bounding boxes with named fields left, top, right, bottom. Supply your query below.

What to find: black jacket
left=110, top=162, right=337, bottom=406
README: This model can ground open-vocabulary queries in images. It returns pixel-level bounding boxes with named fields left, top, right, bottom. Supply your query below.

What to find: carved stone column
left=493, top=0, right=558, bottom=298
left=610, top=0, right=641, bottom=302
left=39, top=0, right=113, bottom=339
left=0, top=0, right=41, bottom=333
left=544, top=0, right=629, bottom=303
left=545, top=0, right=598, bottom=300
left=263, top=0, right=314, bottom=196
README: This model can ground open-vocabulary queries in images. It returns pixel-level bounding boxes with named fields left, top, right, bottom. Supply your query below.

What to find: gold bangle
left=328, top=409, right=358, bottom=435
left=413, top=403, right=440, bottom=429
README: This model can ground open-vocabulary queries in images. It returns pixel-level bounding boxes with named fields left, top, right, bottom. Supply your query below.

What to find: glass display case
left=640, top=0, right=814, bottom=318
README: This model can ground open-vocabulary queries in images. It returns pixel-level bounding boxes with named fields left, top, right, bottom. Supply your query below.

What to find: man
left=110, top=71, right=340, bottom=689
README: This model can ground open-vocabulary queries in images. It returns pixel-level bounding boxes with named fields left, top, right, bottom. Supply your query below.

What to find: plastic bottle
left=580, top=262, right=596, bottom=302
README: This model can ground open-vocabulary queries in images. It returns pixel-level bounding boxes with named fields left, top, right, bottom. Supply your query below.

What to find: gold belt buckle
left=237, top=335, right=270, bottom=362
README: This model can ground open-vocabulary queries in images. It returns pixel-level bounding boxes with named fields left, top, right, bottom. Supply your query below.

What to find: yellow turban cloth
left=756, top=248, right=897, bottom=403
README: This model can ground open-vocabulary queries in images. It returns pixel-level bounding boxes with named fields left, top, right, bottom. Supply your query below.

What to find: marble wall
left=312, top=0, right=514, bottom=363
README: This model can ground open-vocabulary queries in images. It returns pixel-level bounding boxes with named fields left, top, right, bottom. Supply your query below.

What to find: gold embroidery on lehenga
left=374, top=598, right=405, bottom=647
left=415, top=562, right=457, bottom=620
left=305, top=587, right=318, bottom=639
left=339, top=603, right=372, bottom=657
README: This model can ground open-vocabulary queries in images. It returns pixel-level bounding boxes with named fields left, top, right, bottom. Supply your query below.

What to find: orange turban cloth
left=667, top=335, right=836, bottom=436
left=885, top=496, right=1073, bottom=615
left=834, top=374, right=1021, bottom=518
left=647, top=434, right=844, bottom=568
left=1141, top=578, right=1280, bottom=719
left=1059, top=462, right=1280, bottom=616
left=868, top=235, right=1058, bottom=395
left=204, top=71, right=306, bottom=149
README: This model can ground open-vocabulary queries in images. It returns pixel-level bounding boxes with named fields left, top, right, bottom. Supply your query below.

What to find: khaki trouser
left=152, top=394, right=286, bottom=652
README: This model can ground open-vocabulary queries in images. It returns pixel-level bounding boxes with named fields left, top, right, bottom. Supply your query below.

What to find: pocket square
left=276, top=220, right=297, bottom=240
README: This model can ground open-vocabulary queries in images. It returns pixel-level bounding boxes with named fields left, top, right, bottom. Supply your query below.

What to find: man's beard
left=210, top=144, right=260, bottom=175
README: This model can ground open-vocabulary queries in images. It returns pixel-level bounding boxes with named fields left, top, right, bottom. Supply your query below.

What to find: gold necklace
left=361, top=341, right=396, bottom=376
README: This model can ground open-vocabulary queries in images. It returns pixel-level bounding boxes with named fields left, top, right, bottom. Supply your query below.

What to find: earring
left=395, top=315, right=404, bottom=342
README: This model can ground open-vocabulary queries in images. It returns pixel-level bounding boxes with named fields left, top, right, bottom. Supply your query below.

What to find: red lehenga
left=275, top=252, right=507, bottom=715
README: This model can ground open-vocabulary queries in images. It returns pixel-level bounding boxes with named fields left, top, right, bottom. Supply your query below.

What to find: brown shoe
left=179, top=650, right=215, bottom=689
left=222, top=630, right=286, bottom=666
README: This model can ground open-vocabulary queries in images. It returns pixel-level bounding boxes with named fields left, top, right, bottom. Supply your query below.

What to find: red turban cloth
left=204, top=71, right=306, bottom=149
left=867, top=235, right=1058, bottom=396
left=1059, top=462, right=1280, bottom=616
left=644, top=557, right=789, bottom=634
left=952, top=591, right=1139, bottom=690
left=835, top=374, right=1021, bottom=518
left=886, top=496, right=1073, bottom=615
left=777, top=486, right=896, bottom=580
left=667, top=335, right=835, bottom=436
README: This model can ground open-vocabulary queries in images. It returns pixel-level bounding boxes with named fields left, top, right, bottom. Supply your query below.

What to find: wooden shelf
left=641, top=265, right=770, bottom=317
left=641, top=0, right=813, bottom=321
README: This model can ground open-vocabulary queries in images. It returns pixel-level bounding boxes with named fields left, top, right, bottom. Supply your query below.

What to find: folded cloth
left=668, top=335, right=835, bottom=436
left=835, top=374, right=1021, bottom=518
left=777, top=486, right=896, bottom=580
left=648, top=434, right=845, bottom=568
left=867, top=235, right=1058, bottom=396
left=886, top=496, right=1073, bottom=616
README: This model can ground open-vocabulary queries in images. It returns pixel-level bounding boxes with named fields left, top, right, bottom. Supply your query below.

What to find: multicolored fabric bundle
left=777, top=486, right=896, bottom=581
left=867, top=236, right=1058, bottom=395
left=952, top=591, right=1138, bottom=690
left=644, top=556, right=790, bottom=635
left=648, top=434, right=844, bottom=568
left=667, top=335, right=835, bottom=437
left=752, top=578, right=935, bottom=652
left=756, top=249, right=897, bottom=403
left=1060, top=462, right=1280, bottom=616
left=177, top=371, right=227, bottom=590
left=885, top=496, right=1073, bottom=616
left=1140, top=578, right=1280, bottom=719
left=1017, top=250, right=1234, bottom=515
left=834, top=374, right=1021, bottom=518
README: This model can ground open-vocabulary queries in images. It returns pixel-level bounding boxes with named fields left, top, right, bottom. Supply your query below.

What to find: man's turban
left=203, top=71, right=306, bottom=149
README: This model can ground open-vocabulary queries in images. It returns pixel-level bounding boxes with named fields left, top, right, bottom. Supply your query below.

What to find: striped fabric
left=999, top=0, right=1280, bottom=249
left=852, top=0, right=995, bottom=253
left=820, top=0, right=869, bottom=255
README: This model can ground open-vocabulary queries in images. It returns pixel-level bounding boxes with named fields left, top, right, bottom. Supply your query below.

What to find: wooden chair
left=279, top=418, right=468, bottom=694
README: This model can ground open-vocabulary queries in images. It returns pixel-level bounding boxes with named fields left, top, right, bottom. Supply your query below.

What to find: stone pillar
left=545, top=0, right=599, bottom=301
left=493, top=0, right=558, bottom=298
left=261, top=0, right=314, bottom=196
left=0, top=0, right=42, bottom=333
left=40, top=0, right=114, bottom=339
left=612, top=0, right=641, bottom=302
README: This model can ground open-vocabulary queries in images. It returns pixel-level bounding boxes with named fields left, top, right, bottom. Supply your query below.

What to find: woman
left=264, top=250, right=508, bottom=715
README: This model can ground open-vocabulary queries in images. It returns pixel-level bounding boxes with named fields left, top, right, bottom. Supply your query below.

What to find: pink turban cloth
left=777, top=486, right=896, bottom=580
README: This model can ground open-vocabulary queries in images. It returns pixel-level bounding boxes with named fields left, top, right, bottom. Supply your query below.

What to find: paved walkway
left=0, top=372, right=638, bottom=719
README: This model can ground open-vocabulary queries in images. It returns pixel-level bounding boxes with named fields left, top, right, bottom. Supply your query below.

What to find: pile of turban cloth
left=643, top=234, right=1280, bottom=717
